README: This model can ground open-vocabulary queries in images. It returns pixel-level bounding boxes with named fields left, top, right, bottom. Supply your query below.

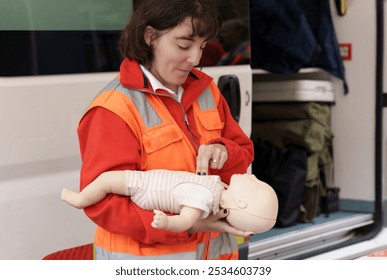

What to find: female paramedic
left=77, top=0, right=254, bottom=260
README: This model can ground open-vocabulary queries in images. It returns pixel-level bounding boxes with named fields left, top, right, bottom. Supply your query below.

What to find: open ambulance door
left=245, top=0, right=387, bottom=260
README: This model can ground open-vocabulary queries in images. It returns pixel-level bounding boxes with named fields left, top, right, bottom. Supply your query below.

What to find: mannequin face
left=220, top=174, right=279, bottom=233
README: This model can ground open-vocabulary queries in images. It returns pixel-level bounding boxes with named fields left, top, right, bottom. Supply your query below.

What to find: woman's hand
left=196, top=143, right=228, bottom=175
left=188, top=208, right=254, bottom=237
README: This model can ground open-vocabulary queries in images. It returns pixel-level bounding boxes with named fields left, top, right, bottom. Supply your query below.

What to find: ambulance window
left=0, top=0, right=131, bottom=76
left=0, top=0, right=250, bottom=76
left=0, top=0, right=132, bottom=31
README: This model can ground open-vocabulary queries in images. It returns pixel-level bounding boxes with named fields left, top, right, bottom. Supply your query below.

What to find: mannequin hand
left=196, top=144, right=228, bottom=175
left=188, top=209, right=253, bottom=237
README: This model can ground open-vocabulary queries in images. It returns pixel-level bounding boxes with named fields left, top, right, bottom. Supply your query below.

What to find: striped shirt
left=125, top=169, right=225, bottom=218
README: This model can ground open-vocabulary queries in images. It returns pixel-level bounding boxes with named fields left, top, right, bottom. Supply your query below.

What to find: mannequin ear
left=144, top=26, right=156, bottom=46
left=235, top=199, right=248, bottom=209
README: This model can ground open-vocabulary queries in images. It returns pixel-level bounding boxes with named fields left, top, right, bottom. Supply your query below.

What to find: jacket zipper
left=181, top=105, right=199, bottom=151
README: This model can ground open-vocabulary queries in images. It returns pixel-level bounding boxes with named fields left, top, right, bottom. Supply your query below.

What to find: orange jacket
left=77, top=58, right=254, bottom=259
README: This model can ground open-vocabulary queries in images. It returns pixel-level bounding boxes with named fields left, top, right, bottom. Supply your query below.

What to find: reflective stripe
left=196, top=242, right=206, bottom=260
left=120, top=88, right=162, bottom=128
left=97, top=76, right=120, bottom=94
left=208, top=233, right=238, bottom=259
left=197, top=86, right=216, bottom=110
left=99, top=77, right=162, bottom=129
left=95, top=245, right=197, bottom=260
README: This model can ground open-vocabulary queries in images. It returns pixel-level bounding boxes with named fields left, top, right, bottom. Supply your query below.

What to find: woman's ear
left=144, top=26, right=156, bottom=46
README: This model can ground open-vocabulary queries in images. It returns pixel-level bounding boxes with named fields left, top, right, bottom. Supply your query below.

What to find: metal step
left=247, top=213, right=374, bottom=259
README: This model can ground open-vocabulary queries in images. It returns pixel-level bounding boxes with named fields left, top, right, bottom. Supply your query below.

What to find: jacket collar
left=119, top=58, right=214, bottom=105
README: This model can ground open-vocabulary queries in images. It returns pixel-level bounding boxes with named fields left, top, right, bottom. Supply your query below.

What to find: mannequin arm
left=61, top=171, right=127, bottom=209
left=152, top=206, right=203, bottom=232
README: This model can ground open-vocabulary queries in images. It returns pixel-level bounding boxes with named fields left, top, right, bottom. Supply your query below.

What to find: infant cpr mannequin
left=221, top=174, right=278, bottom=233
left=61, top=170, right=278, bottom=234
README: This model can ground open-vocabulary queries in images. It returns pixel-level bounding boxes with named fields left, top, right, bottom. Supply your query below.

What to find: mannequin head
left=220, top=174, right=278, bottom=233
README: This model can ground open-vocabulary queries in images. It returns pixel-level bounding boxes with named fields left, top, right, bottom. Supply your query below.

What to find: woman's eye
left=177, top=45, right=189, bottom=50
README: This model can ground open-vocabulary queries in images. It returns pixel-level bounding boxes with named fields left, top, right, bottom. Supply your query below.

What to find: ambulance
left=0, top=0, right=386, bottom=260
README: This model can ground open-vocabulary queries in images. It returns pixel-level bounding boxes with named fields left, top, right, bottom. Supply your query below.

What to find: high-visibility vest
left=85, top=76, right=238, bottom=260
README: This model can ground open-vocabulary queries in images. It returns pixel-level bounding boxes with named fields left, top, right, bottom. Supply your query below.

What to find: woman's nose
left=187, top=47, right=203, bottom=66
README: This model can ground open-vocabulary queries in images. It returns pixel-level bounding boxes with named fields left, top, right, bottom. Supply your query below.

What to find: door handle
left=217, top=75, right=241, bottom=122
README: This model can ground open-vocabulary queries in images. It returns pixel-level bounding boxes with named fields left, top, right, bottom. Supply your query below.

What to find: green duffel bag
left=252, top=102, right=331, bottom=129
left=252, top=119, right=331, bottom=153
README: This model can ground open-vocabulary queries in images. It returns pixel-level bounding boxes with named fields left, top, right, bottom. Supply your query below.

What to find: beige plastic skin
left=220, top=174, right=279, bottom=233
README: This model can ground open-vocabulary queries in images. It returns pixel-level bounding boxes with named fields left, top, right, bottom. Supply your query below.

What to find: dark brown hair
left=119, top=0, right=222, bottom=67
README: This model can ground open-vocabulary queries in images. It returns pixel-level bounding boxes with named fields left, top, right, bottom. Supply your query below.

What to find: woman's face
left=147, top=18, right=207, bottom=92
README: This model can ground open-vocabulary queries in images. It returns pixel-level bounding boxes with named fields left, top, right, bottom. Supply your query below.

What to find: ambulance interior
left=0, top=0, right=386, bottom=260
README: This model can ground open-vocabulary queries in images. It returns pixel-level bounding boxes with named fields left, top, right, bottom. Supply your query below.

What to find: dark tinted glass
left=0, top=0, right=250, bottom=76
